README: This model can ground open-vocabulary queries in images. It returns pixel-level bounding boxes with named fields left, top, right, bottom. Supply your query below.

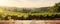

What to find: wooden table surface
left=0, top=20, right=60, bottom=24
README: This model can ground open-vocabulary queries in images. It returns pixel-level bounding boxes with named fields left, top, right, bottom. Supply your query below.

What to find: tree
left=48, top=7, right=57, bottom=13
left=48, top=2, right=60, bottom=13
left=54, top=2, right=60, bottom=12
left=22, top=8, right=31, bottom=13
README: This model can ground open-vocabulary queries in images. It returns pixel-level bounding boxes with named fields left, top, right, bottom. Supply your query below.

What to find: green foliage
left=0, top=11, right=60, bottom=20
left=54, top=2, right=60, bottom=12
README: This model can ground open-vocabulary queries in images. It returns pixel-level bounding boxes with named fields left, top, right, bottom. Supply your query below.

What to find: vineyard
left=0, top=10, right=60, bottom=20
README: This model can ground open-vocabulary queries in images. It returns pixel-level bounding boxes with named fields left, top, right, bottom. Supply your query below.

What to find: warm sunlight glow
left=0, top=0, right=60, bottom=8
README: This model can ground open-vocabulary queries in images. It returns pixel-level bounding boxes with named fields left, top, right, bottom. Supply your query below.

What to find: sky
left=0, top=0, right=60, bottom=8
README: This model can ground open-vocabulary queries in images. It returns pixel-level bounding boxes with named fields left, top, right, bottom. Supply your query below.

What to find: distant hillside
left=0, top=6, right=51, bottom=13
